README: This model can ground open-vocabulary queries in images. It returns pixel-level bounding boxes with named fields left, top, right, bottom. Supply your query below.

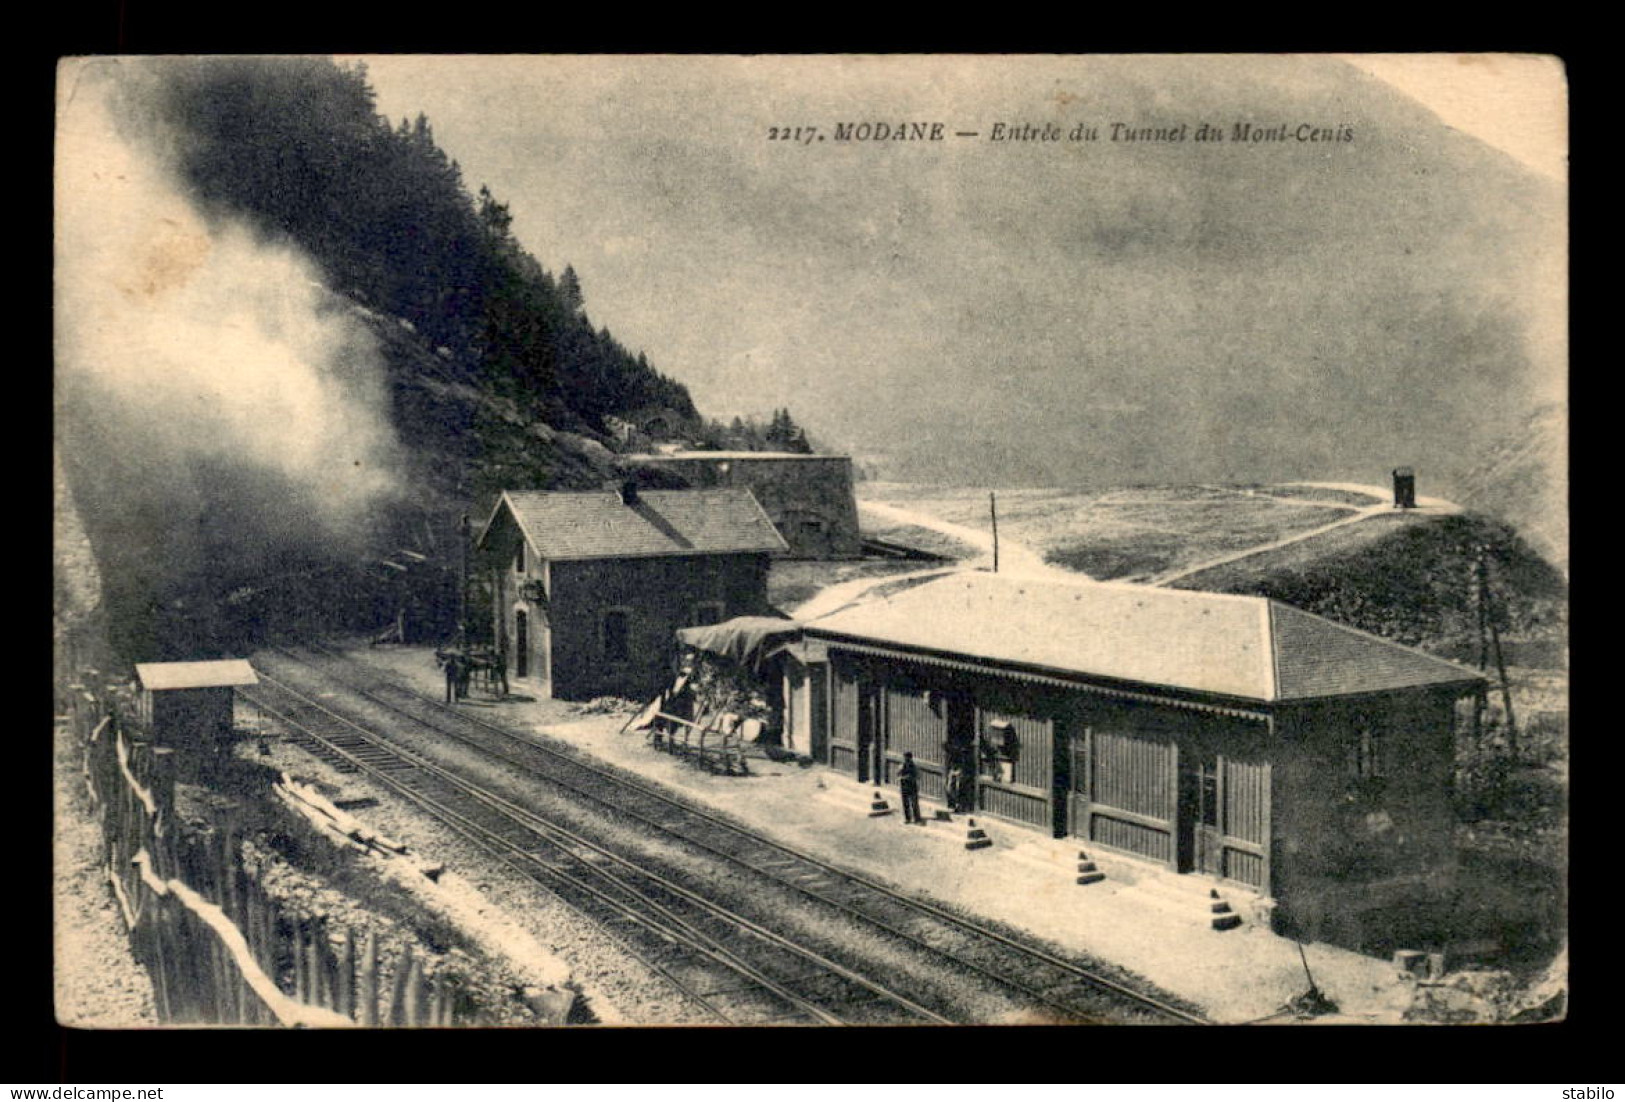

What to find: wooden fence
left=77, top=701, right=503, bottom=1028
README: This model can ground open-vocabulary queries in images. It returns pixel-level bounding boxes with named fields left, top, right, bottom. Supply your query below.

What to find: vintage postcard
left=54, top=54, right=1567, bottom=1029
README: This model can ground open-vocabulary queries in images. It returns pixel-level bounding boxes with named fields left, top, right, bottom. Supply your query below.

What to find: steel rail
left=284, top=643, right=1211, bottom=1025
left=245, top=673, right=950, bottom=1025
left=243, top=681, right=743, bottom=1023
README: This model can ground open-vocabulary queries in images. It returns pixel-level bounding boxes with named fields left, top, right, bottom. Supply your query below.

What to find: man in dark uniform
left=898, top=751, right=923, bottom=825
left=444, top=653, right=460, bottom=703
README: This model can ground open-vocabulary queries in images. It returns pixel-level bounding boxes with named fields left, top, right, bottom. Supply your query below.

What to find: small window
left=692, top=601, right=725, bottom=626
left=1351, top=724, right=1384, bottom=780
left=514, top=542, right=525, bottom=575
left=980, top=720, right=1019, bottom=783
left=603, top=609, right=631, bottom=663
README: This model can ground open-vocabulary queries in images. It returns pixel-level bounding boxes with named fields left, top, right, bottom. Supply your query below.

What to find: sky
left=354, top=54, right=1566, bottom=491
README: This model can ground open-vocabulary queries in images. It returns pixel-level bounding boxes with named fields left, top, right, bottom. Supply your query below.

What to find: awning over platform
left=676, top=616, right=803, bottom=673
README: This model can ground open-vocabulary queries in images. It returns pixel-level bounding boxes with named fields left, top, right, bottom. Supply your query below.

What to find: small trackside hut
left=134, top=659, right=260, bottom=777
left=476, top=484, right=787, bottom=702
left=781, top=573, right=1487, bottom=943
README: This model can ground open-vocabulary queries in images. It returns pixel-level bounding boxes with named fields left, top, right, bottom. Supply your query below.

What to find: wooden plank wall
left=1221, top=757, right=1270, bottom=888
left=884, top=685, right=946, bottom=799
left=828, top=660, right=859, bottom=774
left=1086, top=729, right=1177, bottom=865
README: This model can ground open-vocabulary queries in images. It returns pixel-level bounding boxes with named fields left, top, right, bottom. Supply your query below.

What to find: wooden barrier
left=81, top=709, right=524, bottom=1028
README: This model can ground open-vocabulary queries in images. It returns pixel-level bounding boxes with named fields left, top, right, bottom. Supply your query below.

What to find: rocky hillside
left=55, top=58, right=706, bottom=661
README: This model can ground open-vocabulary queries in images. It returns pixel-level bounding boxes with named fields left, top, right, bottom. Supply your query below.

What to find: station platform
left=333, top=643, right=1422, bottom=1024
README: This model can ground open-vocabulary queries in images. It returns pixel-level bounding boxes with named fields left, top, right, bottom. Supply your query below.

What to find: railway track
left=252, top=644, right=1210, bottom=1025
left=242, top=671, right=947, bottom=1025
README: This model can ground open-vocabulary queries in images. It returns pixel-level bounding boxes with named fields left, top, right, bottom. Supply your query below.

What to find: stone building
left=623, top=452, right=863, bottom=559
left=476, top=484, right=786, bottom=701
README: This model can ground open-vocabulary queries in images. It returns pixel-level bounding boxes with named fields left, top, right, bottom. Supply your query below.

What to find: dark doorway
left=1177, top=747, right=1223, bottom=875
left=945, top=694, right=976, bottom=813
left=857, top=682, right=883, bottom=784
left=1052, top=723, right=1071, bottom=838
left=515, top=610, right=529, bottom=679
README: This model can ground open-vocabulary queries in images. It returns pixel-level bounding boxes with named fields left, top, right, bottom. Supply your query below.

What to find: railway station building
left=477, top=484, right=787, bottom=702
left=777, top=572, right=1487, bottom=943
left=621, top=452, right=863, bottom=559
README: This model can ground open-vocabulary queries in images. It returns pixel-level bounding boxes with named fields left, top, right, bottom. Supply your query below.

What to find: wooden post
left=1487, top=606, right=1517, bottom=762
left=224, top=833, right=243, bottom=922
left=223, top=935, right=241, bottom=1025
left=206, top=935, right=226, bottom=1025
left=148, top=890, right=174, bottom=1022
left=174, top=907, right=196, bottom=1024
left=292, top=918, right=308, bottom=1005
left=257, top=886, right=276, bottom=981
left=404, top=955, right=426, bottom=1027
left=306, top=920, right=325, bottom=1009
left=338, top=931, right=356, bottom=1020
left=990, top=492, right=1000, bottom=573
left=358, top=929, right=379, bottom=1028
left=321, top=925, right=339, bottom=1012
left=387, top=946, right=413, bottom=1027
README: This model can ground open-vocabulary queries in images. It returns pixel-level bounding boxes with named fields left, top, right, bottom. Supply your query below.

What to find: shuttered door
left=1220, top=757, right=1270, bottom=889
left=884, top=685, right=946, bottom=799
left=1088, top=730, right=1177, bottom=865
left=829, top=662, right=859, bottom=775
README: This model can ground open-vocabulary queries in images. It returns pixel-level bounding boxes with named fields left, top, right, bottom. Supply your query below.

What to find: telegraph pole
left=990, top=492, right=1000, bottom=573
left=1476, top=544, right=1519, bottom=761
left=458, top=514, right=471, bottom=649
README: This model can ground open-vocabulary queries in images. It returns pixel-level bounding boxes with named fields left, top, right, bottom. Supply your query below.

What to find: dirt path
left=1141, top=483, right=1461, bottom=587
left=787, top=500, right=1089, bottom=621
left=1283, top=480, right=1460, bottom=512
left=809, top=482, right=1461, bottom=614
left=857, top=500, right=1084, bottom=581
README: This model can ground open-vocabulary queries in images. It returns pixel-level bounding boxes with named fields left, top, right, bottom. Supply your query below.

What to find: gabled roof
left=136, top=659, right=259, bottom=691
left=804, top=573, right=1483, bottom=703
left=480, top=489, right=787, bottom=562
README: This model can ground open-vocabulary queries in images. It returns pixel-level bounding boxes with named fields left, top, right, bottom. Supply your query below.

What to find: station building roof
left=804, top=572, right=1484, bottom=704
left=481, top=488, right=787, bottom=562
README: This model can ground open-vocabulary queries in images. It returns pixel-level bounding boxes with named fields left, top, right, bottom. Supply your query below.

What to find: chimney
left=617, top=478, right=640, bottom=506
left=1392, top=467, right=1416, bottom=509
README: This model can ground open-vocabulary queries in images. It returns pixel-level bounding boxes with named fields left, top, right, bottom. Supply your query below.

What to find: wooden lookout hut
left=134, top=659, right=259, bottom=763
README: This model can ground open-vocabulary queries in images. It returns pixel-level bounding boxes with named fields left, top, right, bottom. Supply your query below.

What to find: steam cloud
left=56, top=61, right=403, bottom=527
left=55, top=60, right=407, bottom=656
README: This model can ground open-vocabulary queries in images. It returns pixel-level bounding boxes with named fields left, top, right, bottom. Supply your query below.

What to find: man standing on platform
left=898, top=751, right=923, bottom=825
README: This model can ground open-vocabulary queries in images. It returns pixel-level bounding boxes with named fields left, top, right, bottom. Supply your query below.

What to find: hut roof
left=804, top=573, right=1483, bottom=703
left=135, top=659, right=259, bottom=691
